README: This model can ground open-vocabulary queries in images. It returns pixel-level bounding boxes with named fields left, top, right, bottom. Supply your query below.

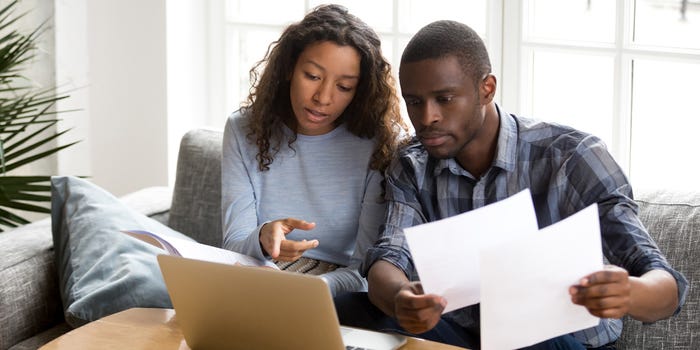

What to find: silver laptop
left=157, top=254, right=406, bottom=350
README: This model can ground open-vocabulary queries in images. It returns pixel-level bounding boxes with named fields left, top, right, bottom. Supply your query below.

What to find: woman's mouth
left=305, top=108, right=329, bottom=122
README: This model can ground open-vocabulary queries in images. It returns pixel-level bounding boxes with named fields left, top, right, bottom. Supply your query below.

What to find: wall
left=55, top=0, right=169, bottom=196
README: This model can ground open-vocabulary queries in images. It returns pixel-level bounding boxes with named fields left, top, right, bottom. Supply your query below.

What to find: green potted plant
left=0, top=0, right=77, bottom=231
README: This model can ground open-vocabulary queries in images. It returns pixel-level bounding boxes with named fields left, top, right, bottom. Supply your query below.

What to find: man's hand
left=570, top=265, right=631, bottom=319
left=394, top=281, right=447, bottom=334
left=259, top=218, right=318, bottom=261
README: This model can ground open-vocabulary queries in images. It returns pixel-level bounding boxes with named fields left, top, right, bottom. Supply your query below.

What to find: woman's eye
left=305, top=72, right=320, bottom=80
left=338, top=85, right=353, bottom=92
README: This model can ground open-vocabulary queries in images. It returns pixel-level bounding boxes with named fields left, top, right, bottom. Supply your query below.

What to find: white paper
left=479, top=204, right=603, bottom=350
left=122, top=229, right=279, bottom=269
left=404, top=189, right=539, bottom=312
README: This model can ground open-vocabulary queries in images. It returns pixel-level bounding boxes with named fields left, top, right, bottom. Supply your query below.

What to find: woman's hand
left=259, top=218, right=318, bottom=261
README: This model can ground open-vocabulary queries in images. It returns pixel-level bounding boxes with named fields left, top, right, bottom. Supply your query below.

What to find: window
left=216, top=0, right=699, bottom=191
left=222, top=0, right=492, bottom=116
left=503, top=0, right=700, bottom=191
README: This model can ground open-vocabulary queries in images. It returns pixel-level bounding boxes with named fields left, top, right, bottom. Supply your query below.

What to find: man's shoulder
left=387, top=137, right=430, bottom=176
left=397, top=137, right=425, bottom=156
left=512, top=114, right=604, bottom=152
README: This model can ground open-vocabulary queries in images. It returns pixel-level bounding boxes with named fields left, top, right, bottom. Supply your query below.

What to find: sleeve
left=321, top=169, right=386, bottom=295
left=360, top=157, right=425, bottom=281
left=221, top=112, right=268, bottom=261
left=562, top=135, right=688, bottom=315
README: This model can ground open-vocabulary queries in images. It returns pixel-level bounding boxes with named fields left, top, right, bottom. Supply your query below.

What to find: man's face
left=399, top=56, right=485, bottom=160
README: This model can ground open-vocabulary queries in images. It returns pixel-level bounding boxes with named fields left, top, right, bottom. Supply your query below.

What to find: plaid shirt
left=362, top=106, right=688, bottom=348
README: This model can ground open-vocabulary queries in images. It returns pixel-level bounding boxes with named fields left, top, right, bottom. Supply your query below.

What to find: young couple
left=220, top=4, right=687, bottom=350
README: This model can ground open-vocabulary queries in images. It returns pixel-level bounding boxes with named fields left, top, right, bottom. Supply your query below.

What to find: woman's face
left=289, top=41, right=361, bottom=135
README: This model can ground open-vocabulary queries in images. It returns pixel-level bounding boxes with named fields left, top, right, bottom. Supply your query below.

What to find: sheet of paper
left=404, top=189, right=538, bottom=312
left=122, top=229, right=279, bottom=269
left=480, top=204, right=603, bottom=350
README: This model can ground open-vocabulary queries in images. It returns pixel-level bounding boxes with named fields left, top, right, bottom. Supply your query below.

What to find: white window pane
left=398, top=0, right=487, bottom=36
left=308, top=0, right=394, bottom=32
left=379, top=35, right=395, bottom=68
left=630, top=59, right=700, bottom=191
left=226, top=27, right=283, bottom=112
left=524, top=0, right=616, bottom=43
left=529, top=51, right=615, bottom=147
left=226, top=0, right=304, bottom=25
left=633, top=0, right=700, bottom=50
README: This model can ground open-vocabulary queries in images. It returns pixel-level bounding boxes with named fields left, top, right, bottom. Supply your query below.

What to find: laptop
left=157, top=254, right=407, bottom=350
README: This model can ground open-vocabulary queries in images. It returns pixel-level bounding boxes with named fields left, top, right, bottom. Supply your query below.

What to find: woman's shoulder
left=226, top=108, right=249, bottom=130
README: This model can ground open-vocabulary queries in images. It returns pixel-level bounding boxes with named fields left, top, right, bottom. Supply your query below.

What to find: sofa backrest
left=169, top=129, right=698, bottom=347
left=617, top=189, right=699, bottom=349
left=168, top=129, right=223, bottom=247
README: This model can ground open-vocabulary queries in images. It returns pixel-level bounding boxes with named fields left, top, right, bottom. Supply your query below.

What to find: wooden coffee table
left=40, top=308, right=467, bottom=350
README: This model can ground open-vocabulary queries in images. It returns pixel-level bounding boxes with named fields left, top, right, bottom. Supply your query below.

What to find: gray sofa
left=0, top=129, right=697, bottom=349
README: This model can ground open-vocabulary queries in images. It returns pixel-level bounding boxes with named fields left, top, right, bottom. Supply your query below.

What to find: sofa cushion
left=51, top=176, right=193, bottom=328
left=617, top=189, right=699, bottom=349
left=7, top=322, right=71, bottom=350
left=168, top=129, right=223, bottom=247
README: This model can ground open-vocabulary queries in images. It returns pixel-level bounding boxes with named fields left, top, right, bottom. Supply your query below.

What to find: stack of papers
left=404, top=189, right=602, bottom=349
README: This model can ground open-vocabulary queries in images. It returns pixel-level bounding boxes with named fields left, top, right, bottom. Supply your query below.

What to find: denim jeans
left=334, top=292, right=611, bottom=350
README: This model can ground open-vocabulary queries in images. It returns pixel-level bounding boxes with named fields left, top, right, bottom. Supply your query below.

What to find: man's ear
left=480, top=74, right=497, bottom=104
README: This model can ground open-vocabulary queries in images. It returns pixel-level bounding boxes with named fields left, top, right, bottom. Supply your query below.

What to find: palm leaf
left=0, top=206, right=31, bottom=226
left=0, top=1, right=78, bottom=232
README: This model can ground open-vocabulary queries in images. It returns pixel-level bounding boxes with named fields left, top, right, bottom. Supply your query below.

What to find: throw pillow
left=51, top=176, right=194, bottom=327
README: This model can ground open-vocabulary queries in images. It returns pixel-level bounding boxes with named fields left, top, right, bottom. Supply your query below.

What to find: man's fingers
left=582, top=266, right=628, bottom=286
left=395, top=296, right=445, bottom=334
left=396, top=289, right=445, bottom=313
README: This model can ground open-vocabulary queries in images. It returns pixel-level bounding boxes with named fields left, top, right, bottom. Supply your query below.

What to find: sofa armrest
left=617, top=189, right=700, bottom=349
left=119, top=186, right=173, bottom=225
left=0, top=219, right=63, bottom=350
left=168, top=129, right=223, bottom=247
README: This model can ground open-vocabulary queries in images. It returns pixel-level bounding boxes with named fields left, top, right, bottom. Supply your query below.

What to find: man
left=337, top=20, right=687, bottom=349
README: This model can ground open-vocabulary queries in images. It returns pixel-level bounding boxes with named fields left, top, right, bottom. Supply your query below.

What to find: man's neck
left=455, top=103, right=500, bottom=179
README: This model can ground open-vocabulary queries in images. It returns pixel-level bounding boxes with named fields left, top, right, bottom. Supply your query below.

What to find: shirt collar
left=432, top=104, right=517, bottom=178
left=493, top=104, right=518, bottom=173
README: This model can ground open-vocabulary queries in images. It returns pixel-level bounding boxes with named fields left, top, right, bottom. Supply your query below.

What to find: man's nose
left=415, top=100, right=441, bottom=126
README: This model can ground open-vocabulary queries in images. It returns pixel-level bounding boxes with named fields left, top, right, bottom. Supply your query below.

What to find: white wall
left=166, top=0, right=221, bottom=184
left=13, top=0, right=56, bottom=178
left=54, top=0, right=220, bottom=196
left=55, top=0, right=170, bottom=196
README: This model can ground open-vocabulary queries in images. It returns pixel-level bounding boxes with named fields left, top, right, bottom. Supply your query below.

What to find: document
left=479, top=204, right=602, bottom=350
left=403, top=189, right=539, bottom=312
left=122, top=229, right=279, bottom=269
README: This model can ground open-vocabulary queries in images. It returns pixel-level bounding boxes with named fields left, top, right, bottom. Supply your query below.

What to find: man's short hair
left=401, top=20, right=492, bottom=86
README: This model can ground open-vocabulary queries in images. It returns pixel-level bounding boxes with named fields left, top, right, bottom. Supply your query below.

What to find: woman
left=221, top=4, right=407, bottom=296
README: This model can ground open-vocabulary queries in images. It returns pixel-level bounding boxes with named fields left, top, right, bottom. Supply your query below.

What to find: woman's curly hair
left=242, top=4, right=407, bottom=172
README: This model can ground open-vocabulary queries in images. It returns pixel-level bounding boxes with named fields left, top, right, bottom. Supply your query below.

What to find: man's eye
left=404, top=98, right=421, bottom=106
left=437, top=96, right=453, bottom=103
